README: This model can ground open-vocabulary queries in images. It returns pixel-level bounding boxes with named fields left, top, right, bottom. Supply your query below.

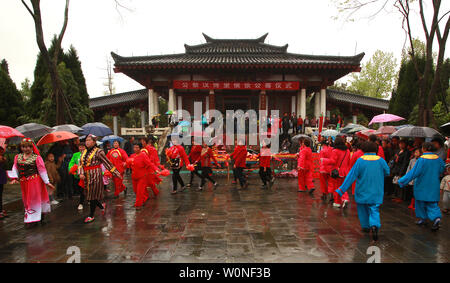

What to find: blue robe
left=398, top=152, right=445, bottom=202
left=337, top=153, right=390, bottom=204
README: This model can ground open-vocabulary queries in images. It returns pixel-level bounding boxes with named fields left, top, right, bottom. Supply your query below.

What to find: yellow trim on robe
left=420, top=154, right=439, bottom=160
left=361, top=155, right=381, bottom=161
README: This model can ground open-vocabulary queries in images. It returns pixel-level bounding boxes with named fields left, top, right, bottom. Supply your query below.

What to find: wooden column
left=260, top=90, right=266, bottom=111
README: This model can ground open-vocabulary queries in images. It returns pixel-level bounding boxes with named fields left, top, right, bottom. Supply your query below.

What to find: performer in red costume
left=258, top=139, right=274, bottom=189
left=187, top=140, right=203, bottom=188
left=129, top=144, right=159, bottom=209
left=194, top=142, right=221, bottom=191
left=297, top=139, right=315, bottom=194
left=230, top=139, right=248, bottom=189
left=106, top=140, right=128, bottom=197
left=322, top=137, right=351, bottom=208
left=319, top=140, right=333, bottom=200
left=141, top=137, right=163, bottom=198
left=166, top=135, right=193, bottom=194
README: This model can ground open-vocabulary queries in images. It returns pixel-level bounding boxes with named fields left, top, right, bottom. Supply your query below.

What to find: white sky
left=1, top=0, right=448, bottom=99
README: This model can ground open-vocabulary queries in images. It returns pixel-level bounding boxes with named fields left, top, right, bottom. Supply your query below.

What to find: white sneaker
left=77, top=204, right=83, bottom=210
left=51, top=200, right=59, bottom=205
left=333, top=203, right=341, bottom=208
left=342, top=200, right=349, bottom=209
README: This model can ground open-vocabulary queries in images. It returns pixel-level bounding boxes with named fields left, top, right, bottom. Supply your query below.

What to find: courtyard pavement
left=0, top=174, right=448, bottom=263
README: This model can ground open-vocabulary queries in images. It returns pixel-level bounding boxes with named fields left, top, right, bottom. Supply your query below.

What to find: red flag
left=318, top=116, right=324, bottom=141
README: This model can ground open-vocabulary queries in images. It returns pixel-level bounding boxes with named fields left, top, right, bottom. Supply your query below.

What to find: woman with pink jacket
left=322, top=137, right=351, bottom=208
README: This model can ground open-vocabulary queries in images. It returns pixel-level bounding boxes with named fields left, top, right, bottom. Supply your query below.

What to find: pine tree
left=28, top=36, right=92, bottom=125
left=63, top=45, right=89, bottom=106
left=0, top=64, right=24, bottom=127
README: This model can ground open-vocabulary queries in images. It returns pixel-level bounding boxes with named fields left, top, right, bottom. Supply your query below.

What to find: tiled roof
left=89, top=89, right=147, bottom=109
left=89, top=88, right=389, bottom=112
left=327, top=89, right=389, bottom=110
left=112, top=34, right=364, bottom=70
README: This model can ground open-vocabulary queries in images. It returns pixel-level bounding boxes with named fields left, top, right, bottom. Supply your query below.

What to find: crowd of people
left=0, top=122, right=448, bottom=243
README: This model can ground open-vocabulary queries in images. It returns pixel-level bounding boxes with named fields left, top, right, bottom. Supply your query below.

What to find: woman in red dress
left=9, top=138, right=55, bottom=225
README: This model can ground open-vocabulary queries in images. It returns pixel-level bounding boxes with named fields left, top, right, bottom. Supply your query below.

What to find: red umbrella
left=0, top=126, right=24, bottom=139
left=356, top=129, right=376, bottom=140
left=37, top=131, right=78, bottom=146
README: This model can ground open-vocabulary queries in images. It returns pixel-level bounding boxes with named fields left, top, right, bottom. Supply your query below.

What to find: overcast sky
left=1, top=0, right=448, bottom=99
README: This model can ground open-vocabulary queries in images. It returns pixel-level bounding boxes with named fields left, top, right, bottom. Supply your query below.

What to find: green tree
left=0, top=64, right=24, bottom=127
left=19, top=78, right=32, bottom=102
left=28, top=37, right=92, bottom=125
left=63, top=46, right=89, bottom=106
left=348, top=50, right=397, bottom=98
left=41, top=62, right=93, bottom=126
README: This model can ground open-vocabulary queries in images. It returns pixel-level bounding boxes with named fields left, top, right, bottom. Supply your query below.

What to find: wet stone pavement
left=0, top=174, right=449, bottom=263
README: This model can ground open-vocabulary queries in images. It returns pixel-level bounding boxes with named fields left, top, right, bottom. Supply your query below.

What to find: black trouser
left=172, top=168, right=184, bottom=191
left=234, top=167, right=246, bottom=187
left=189, top=164, right=202, bottom=185
left=384, top=176, right=394, bottom=195
left=200, top=167, right=215, bottom=187
left=0, top=184, right=3, bottom=211
left=89, top=200, right=104, bottom=217
left=259, top=167, right=272, bottom=185
left=73, top=179, right=85, bottom=205
left=403, top=185, right=414, bottom=202
left=58, top=167, right=73, bottom=199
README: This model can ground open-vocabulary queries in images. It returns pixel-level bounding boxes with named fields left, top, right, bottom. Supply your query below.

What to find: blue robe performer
left=398, top=142, right=445, bottom=231
left=336, top=141, right=390, bottom=241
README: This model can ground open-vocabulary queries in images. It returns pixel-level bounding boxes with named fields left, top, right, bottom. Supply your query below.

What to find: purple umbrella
left=369, top=114, right=405, bottom=125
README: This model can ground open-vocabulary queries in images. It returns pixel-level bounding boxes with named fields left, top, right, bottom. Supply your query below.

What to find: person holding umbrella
left=78, top=135, right=121, bottom=223
left=398, top=142, right=445, bottom=231
left=8, top=138, right=55, bottom=226
left=106, top=140, right=129, bottom=198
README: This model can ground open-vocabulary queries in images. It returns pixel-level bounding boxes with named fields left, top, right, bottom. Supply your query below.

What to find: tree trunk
left=22, top=0, right=69, bottom=125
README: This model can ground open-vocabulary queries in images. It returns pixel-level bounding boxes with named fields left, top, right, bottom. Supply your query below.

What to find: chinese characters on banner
left=173, top=81, right=300, bottom=90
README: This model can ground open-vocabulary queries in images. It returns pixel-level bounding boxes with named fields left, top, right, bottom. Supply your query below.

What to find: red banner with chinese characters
left=173, top=81, right=300, bottom=90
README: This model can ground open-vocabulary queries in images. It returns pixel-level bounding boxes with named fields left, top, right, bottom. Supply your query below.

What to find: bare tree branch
left=21, top=0, right=35, bottom=18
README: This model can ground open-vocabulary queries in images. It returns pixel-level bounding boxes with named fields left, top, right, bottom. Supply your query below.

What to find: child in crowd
left=440, top=164, right=450, bottom=214
left=404, top=148, right=422, bottom=209
left=44, top=153, right=62, bottom=205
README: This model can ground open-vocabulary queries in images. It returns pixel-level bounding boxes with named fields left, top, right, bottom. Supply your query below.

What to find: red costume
left=350, top=149, right=364, bottom=194
left=259, top=148, right=271, bottom=168
left=189, top=145, right=202, bottom=163
left=130, top=151, right=159, bottom=207
left=143, top=145, right=162, bottom=196
left=322, top=147, right=351, bottom=205
left=231, top=145, right=247, bottom=168
left=106, top=147, right=128, bottom=196
left=297, top=145, right=314, bottom=191
left=10, top=153, right=51, bottom=223
left=377, top=145, right=385, bottom=160
left=195, top=147, right=219, bottom=167
left=319, top=145, right=333, bottom=195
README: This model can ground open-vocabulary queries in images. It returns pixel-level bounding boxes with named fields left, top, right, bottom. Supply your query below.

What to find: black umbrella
left=440, top=122, right=450, bottom=136
left=390, top=126, right=443, bottom=138
left=340, top=123, right=366, bottom=134
left=53, top=124, right=84, bottom=134
left=292, top=134, right=312, bottom=143
left=81, top=122, right=113, bottom=137
left=15, top=123, right=54, bottom=139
